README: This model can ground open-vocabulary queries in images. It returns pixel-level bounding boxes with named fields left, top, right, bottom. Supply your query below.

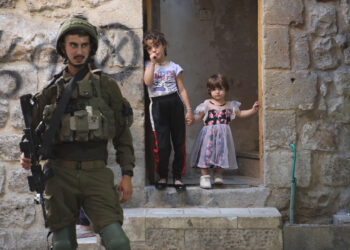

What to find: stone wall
left=0, top=0, right=143, bottom=248
left=1, top=0, right=350, bottom=248
left=262, top=0, right=350, bottom=223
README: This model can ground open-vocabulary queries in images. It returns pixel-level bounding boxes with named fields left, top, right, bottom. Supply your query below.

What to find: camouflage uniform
left=31, top=68, right=134, bottom=233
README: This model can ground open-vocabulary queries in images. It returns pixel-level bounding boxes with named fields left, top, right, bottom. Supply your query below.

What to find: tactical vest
left=42, top=72, right=117, bottom=143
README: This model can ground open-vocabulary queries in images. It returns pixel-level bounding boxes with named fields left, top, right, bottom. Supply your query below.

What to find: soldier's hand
left=118, top=175, right=133, bottom=203
left=20, top=152, right=32, bottom=170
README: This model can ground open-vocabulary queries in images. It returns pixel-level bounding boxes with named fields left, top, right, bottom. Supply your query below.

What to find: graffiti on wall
left=0, top=22, right=141, bottom=98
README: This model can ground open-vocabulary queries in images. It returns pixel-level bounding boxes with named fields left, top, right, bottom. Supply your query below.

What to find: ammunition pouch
left=43, top=73, right=116, bottom=143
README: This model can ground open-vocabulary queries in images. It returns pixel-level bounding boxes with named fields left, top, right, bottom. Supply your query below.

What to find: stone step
left=77, top=236, right=100, bottom=250
left=124, top=207, right=283, bottom=250
left=144, top=185, right=270, bottom=208
left=77, top=207, right=283, bottom=250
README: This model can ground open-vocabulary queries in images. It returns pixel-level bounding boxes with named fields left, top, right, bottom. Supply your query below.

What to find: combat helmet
left=56, top=16, right=98, bottom=57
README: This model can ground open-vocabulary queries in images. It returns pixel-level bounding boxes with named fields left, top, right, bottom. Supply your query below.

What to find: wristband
left=122, top=170, right=133, bottom=177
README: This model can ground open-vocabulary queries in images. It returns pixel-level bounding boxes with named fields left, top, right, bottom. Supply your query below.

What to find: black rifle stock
left=19, top=94, right=52, bottom=228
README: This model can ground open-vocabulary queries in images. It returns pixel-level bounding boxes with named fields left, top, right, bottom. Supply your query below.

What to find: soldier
left=20, top=16, right=134, bottom=250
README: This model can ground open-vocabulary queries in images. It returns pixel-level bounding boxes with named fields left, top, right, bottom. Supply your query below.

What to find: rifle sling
left=41, top=66, right=89, bottom=159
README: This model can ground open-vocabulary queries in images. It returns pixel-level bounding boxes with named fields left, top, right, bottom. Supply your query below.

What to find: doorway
left=144, top=0, right=260, bottom=186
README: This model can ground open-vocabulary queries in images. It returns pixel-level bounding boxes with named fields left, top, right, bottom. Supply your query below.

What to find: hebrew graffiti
left=0, top=22, right=141, bottom=98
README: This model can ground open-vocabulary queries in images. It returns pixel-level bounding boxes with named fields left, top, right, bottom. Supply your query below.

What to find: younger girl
left=143, top=30, right=193, bottom=191
left=189, top=74, right=259, bottom=189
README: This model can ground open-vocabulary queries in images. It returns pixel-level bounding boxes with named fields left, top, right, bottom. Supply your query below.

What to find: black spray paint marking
left=97, top=23, right=141, bottom=81
left=0, top=31, right=23, bottom=63
left=0, top=70, right=22, bottom=98
left=31, top=42, right=59, bottom=78
left=0, top=22, right=140, bottom=97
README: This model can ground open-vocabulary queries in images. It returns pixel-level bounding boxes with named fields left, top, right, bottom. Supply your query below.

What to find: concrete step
left=77, top=236, right=100, bottom=250
left=182, top=173, right=260, bottom=186
left=124, top=207, right=283, bottom=250
left=144, top=185, right=270, bottom=208
left=77, top=207, right=282, bottom=250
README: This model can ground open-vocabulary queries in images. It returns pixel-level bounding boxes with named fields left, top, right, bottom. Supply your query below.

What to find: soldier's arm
left=104, top=77, right=135, bottom=202
left=105, top=77, right=135, bottom=173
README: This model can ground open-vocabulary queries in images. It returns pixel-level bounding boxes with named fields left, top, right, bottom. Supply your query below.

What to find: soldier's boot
left=100, top=222, right=130, bottom=250
left=52, top=225, right=78, bottom=250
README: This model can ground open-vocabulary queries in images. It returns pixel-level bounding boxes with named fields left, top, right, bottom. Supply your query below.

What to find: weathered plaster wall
left=0, top=0, right=143, bottom=248
left=262, top=0, right=350, bottom=223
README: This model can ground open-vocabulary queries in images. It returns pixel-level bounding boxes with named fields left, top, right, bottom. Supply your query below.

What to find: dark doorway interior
left=144, top=0, right=259, bottom=186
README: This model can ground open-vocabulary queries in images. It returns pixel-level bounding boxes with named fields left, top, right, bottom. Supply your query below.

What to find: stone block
left=296, top=185, right=339, bottom=219
left=0, top=0, right=16, bottom=8
left=144, top=186, right=270, bottom=208
left=91, top=0, right=142, bottom=29
left=326, top=95, right=350, bottom=123
left=310, top=4, right=337, bottom=36
left=11, top=229, right=48, bottom=250
left=263, top=0, right=304, bottom=25
left=77, top=236, right=100, bottom=250
left=284, top=224, right=350, bottom=250
left=263, top=70, right=317, bottom=110
left=238, top=216, right=281, bottom=229
left=320, top=154, right=350, bottom=187
left=0, top=197, right=36, bottom=228
left=0, top=64, right=38, bottom=99
left=0, top=165, right=5, bottom=195
left=266, top=188, right=291, bottom=210
left=339, top=125, right=350, bottom=152
left=26, top=0, right=71, bottom=12
left=10, top=101, right=24, bottom=129
left=301, top=120, right=338, bottom=151
left=0, top=99, right=9, bottom=128
left=0, top=135, right=22, bottom=161
left=130, top=242, right=152, bottom=250
left=184, top=229, right=282, bottom=250
left=123, top=216, right=145, bottom=242
left=319, top=72, right=332, bottom=97
left=339, top=187, right=350, bottom=209
left=333, top=67, right=350, bottom=97
left=237, top=208, right=281, bottom=229
left=145, top=229, right=185, bottom=250
left=291, top=29, right=310, bottom=70
left=312, top=37, right=339, bottom=70
left=146, top=216, right=238, bottom=230
left=119, top=69, right=144, bottom=108
left=0, top=14, right=57, bottom=63
left=265, top=150, right=311, bottom=188
left=263, top=26, right=290, bottom=69
left=123, top=208, right=283, bottom=249
left=344, top=47, right=350, bottom=65
left=83, top=0, right=110, bottom=7
left=0, top=230, right=16, bottom=250
left=8, top=168, right=30, bottom=193
left=264, top=110, right=296, bottom=150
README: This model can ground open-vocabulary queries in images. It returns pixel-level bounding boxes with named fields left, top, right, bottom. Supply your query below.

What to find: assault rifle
left=19, top=94, right=53, bottom=228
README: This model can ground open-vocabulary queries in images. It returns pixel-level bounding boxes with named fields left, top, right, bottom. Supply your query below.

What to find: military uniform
left=20, top=16, right=134, bottom=250
left=31, top=69, right=134, bottom=233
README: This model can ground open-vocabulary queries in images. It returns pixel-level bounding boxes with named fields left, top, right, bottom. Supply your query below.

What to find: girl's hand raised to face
left=150, top=53, right=157, bottom=64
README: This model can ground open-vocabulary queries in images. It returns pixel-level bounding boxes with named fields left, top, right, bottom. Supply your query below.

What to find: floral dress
left=190, top=100, right=241, bottom=169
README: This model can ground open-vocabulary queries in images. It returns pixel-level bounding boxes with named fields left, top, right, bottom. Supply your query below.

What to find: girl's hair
left=207, top=74, right=229, bottom=95
left=143, top=30, right=168, bottom=56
